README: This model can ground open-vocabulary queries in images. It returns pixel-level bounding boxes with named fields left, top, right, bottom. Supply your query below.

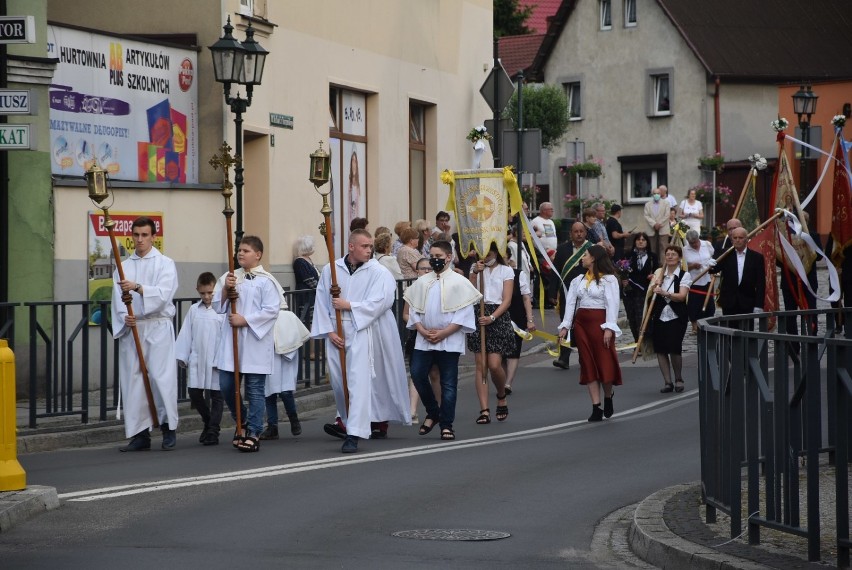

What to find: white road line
left=60, top=390, right=698, bottom=502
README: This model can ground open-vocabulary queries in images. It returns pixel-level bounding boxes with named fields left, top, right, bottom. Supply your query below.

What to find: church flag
left=830, top=134, right=852, bottom=267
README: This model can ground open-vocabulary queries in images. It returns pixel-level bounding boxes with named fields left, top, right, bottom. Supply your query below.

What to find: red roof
left=498, top=33, right=545, bottom=77
left=519, top=0, right=562, bottom=34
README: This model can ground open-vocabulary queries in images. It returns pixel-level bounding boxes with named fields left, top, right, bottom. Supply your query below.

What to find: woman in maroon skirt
left=557, top=244, right=623, bottom=421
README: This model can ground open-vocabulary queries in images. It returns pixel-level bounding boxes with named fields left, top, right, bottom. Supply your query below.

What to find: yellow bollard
left=0, top=339, right=25, bottom=491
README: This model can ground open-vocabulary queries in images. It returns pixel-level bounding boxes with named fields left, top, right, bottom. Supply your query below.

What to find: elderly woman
left=678, top=188, right=704, bottom=233
left=648, top=245, right=692, bottom=393
left=292, top=235, right=319, bottom=290
left=374, top=232, right=403, bottom=280
left=682, top=229, right=715, bottom=334
left=558, top=244, right=623, bottom=422
left=413, top=218, right=433, bottom=256
left=396, top=227, right=424, bottom=279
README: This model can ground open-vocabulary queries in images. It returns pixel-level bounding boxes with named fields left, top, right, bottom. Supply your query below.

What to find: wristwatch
left=134, top=284, right=141, bottom=293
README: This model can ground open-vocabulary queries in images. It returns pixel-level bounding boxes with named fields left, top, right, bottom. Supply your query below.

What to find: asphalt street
left=1, top=349, right=701, bottom=569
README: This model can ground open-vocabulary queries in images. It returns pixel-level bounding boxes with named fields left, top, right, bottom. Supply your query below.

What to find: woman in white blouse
left=648, top=245, right=692, bottom=393
left=677, top=188, right=704, bottom=233
left=682, top=229, right=715, bottom=334
left=557, top=244, right=623, bottom=422
left=467, top=243, right=515, bottom=424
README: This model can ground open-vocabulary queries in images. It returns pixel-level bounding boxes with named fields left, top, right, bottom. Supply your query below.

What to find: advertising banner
left=87, top=211, right=164, bottom=324
left=47, top=25, right=198, bottom=183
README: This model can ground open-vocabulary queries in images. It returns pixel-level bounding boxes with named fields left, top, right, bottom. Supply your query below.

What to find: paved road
left=2, top=350, right=700, bottom=569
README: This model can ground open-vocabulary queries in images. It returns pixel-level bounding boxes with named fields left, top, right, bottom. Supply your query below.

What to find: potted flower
left=520, top=184, right=540, bottom=205
left=562, top=193, right=616, bottom=219
left=697, top=152, right=725, bottom=173
left=689, top=182, right=733, bottom=207
left=560, top=155, right=603, bottom=178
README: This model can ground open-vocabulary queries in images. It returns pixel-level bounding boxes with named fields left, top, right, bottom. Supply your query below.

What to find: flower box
left=697, top=152, right=725, bottom=173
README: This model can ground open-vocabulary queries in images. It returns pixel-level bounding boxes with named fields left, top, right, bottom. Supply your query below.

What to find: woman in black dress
left=622, top=232, right=658, bottom=343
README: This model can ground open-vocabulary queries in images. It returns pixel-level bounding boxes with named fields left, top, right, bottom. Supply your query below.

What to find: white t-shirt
left=531, top=216, right=558, bottom=252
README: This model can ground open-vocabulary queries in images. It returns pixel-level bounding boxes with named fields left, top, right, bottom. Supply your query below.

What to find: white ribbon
left=472, top=143, right=485, bottom=169
left=517, top=214, right=571, bottom=305
left=775, top=208, right=841, bottom=303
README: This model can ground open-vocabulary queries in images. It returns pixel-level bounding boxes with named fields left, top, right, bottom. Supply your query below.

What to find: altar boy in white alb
left=111, top=216, right=179, bottom=452
left=311, top=229, right=410, bottom=454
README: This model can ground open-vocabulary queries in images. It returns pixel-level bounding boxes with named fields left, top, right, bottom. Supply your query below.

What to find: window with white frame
left=624, top=0, right=637, bottom=27
left=648, top=71, right=671, bottom=116
left=600, top=0, right=612, bottom=30
left=619, top=155, right=667, bottom=204
left=239, top=0, right=253, bottom=16
left=566, top=82, right=581, bottom=120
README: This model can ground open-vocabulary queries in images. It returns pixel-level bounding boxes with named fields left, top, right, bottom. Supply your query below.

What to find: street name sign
left=0, top=89, right=33, bottom=115
left=0, top=124, right=32, bottom=149
left=0, top=16, right=35, bottom=44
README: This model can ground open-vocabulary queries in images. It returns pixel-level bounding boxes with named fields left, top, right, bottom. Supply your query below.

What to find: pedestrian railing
left=5, top=282, right=417, bottom=429
left=697, top=308, right=851, bottom=568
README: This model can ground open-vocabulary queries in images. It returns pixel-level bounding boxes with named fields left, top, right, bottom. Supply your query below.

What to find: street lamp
left=792, top=84, right=818, bottom=196
left=209, top=17, right=268, bottom=254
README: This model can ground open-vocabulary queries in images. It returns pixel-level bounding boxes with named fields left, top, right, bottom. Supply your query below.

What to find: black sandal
left=660, top=383, right=674, bottom=393
left=440, top=427, right=455, bottom=441
left=232, top=429, right=244, bottom=448
left=237, top=435, right=260, bottom=452
left=496, top=393, right=509, bottom=422
left=418, top=416, right=438, bottom=436
left=475, top=409, right=491, bottom=424
left=674, top=379, right=685, bottom=393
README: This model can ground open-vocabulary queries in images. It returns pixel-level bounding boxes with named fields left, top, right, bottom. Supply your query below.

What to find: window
left=600, top=0, right=612, bottom=30
left=619, top=155, right=667, bottom=204
left=409, top=102, right=426, bottom=221
left=624, top=0, right=636, bottom=27
left=238, top=0, right=253, bottom=16
left=329, top=86, right=368, bottom=255
left=566, top=82, right=582, bottom=120
left=648, top=71, right=672, bottom=116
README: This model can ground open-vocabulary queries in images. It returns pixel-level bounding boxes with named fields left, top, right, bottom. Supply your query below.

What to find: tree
left=494, top=0, right=533, bottom=38
left=503, top=83, right=570, bottom=150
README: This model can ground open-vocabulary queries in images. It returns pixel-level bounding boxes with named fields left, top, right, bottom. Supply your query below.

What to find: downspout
left=713, top=76, right=721, bottom=153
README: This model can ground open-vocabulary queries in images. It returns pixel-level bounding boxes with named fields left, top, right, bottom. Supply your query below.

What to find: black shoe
left=202, top=432, right=219, bottom=446
left=603, top=395, right=614, bottom=418
left=552, top=360, right=569, bottom=370
left=288, top=414, right=302, bottom=436
left=120, top=429, right=151, bottom=452
left=324, top=422, right=347, bottom=440
left=198, top=424, right=209, bottom=444
left=161, top=424, right=176, bottom=450
left=259, top=425, right=279, bottom=440
left=588, top=404, right=604, bottom=422
left=341, top=435, right=359, bottom=453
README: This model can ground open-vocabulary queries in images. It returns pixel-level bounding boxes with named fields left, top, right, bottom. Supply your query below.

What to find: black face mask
left=429, top=257, right=447, bottom=272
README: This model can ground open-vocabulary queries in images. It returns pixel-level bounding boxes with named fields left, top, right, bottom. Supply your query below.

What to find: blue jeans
left=265, top=391, right=297, bottom=426
left=218, top=371, right=266, bottom=437
left=410, top=349, right=460, bottom=429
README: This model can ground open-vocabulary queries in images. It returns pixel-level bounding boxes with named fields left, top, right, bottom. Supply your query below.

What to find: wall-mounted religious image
left=328, top=137, right=342, bottom=259
left=343, top=141, right=366, bottom=237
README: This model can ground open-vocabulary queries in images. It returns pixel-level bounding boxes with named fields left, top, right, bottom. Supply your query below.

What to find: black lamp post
left=792, top=84, right=818, bottom=197
left=209, top=17, right=268, bottom=253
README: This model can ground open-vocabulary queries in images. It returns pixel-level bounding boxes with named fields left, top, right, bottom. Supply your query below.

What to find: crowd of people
left=113, top=191, right=770, bottom=454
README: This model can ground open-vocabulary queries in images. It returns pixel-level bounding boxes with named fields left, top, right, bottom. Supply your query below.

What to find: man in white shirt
left=660, top=185, right=677, bottom=208
left=531, top=202, right=558, bottom=307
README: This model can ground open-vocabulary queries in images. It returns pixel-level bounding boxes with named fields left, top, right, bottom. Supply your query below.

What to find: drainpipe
left=713, top=76, right=721, bottom=153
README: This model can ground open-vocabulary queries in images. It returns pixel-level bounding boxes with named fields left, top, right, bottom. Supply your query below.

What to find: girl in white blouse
left=557, top=245, right=623, bottom=422
left=467, top=243, right=515, bottom=424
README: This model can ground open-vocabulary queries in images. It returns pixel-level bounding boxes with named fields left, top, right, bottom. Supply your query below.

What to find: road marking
left=60, top=391, right=697, bottom=502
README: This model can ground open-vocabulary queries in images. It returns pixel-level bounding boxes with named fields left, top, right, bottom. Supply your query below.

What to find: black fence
left=3, top=280, right=415, bottom=430
left=697, top=308, right=852, bottom=568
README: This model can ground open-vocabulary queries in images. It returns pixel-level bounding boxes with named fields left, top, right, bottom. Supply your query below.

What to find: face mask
left=484, top=258, right=497, bottom=267
left=653, top=194, right=661, bottom=202
left=429, top=257, right=446, bottom=272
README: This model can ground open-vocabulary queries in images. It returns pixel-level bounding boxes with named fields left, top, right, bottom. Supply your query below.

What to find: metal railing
left=6, top=282, right=416, bottom=429
left=697, top=308, right=852, bottom=568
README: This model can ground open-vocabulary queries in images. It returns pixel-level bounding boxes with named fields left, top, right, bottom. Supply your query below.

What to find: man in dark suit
left=710, top=227, right=765, bottom=329
left=551, top=222, right=590, bottom=368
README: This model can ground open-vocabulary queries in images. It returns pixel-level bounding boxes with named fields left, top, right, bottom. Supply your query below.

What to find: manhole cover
left=392, top=529, right=511, bottom=541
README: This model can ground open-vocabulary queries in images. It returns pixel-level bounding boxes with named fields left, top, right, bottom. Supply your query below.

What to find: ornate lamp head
left=309, top=141, right=331, bottom=194
left=85, top=162, right=114, bottom=210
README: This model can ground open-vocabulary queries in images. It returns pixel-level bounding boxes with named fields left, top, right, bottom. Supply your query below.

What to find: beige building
left=46, top=0, right=494, bottom=298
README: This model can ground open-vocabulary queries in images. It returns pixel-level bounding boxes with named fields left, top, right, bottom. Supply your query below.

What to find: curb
left=0, top=485, right=59, bottom=534
left=629, top=483, right=771, bottom=570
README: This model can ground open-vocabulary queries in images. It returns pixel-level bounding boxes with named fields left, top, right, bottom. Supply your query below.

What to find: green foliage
left=494, top=0, right=533, bottom=38
left=503, top=84, right=570, bottom=150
